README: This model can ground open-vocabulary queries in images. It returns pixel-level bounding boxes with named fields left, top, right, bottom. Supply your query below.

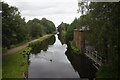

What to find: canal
left=28, top=35, right=80, bottom=78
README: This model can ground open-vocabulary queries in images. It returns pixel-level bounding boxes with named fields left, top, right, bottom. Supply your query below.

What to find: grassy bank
left=2, top=47, right=29, bottom=79
left=2, top=34, right=53, bottom=79
left=2, top=41, right=29, bottom=53
left=29, top=34, right=53, bottom=47
left=32, top=34, right=53, bottom=43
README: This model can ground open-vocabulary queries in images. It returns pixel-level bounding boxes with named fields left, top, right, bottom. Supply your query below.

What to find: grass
left=35, top=34, right=53, bottom=42
left=2, top=34, right=53, bottom=79
left=2, top=41, right=29, bottom=53
left=2, top=47, right=29, bottom=79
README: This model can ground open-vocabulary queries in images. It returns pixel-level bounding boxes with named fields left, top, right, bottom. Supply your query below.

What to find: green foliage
left=87, top=3, right=119, bottom=78
left=65, top=18, right=79, bottom=42
left=58, top=22, right=68, bottom=32
left=27, top=18, right=43, bottom=38
left=57, top=22, right=69, bottom=44
left=27, top=18, right=56, bottom=39
left=2, top=2, right=27, bottom=48
left=70, top=41, right=80, bottom=55
left=2, top=48, right=29, bottom=78
left=40, top=18, right=56, bottom=34
left=86, top=3, right=119, bottom=64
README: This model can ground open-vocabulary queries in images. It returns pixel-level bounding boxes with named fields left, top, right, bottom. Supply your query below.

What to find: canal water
left=28, top=35, right=80, bottom=78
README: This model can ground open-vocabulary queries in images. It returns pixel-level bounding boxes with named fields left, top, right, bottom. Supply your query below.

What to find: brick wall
left=74, top=30, right=85, bottom=54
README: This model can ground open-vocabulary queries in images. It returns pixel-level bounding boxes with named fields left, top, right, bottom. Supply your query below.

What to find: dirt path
left=3, top=38, right=43, bottom=56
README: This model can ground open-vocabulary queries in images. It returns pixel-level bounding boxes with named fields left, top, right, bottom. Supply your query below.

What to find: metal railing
left=85, top=48, right=106, bottom=66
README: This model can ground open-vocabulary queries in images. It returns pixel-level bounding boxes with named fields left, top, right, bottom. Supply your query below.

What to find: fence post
left=96, top=52, right=97, bottom=60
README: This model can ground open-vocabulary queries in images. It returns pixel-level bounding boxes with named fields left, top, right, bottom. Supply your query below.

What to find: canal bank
left=2, top=34, right=53, bottom=79
left=65, top=44, right=97, bottom=79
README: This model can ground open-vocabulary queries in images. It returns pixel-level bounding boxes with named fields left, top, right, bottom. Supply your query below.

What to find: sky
left=3, top=0, right=81, bottom=27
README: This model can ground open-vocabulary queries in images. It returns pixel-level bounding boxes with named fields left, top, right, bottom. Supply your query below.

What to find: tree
left=80, top=2, right=119, bottom=78
left=27, top=18, right=43, bottom=39
left=2, top=2, right=27, bottom=48
left=57, top=22, right=69, bottom=44
left=26, top=18, right=56, bottom=39
left=40, top=18, right=56, bottom=34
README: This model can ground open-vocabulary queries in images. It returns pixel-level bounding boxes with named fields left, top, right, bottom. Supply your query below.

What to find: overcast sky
left=3, top=0, right=81, bottom=27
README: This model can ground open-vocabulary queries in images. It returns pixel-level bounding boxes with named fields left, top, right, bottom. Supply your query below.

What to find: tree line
left=2, top=2, right=56, bottom=51
left=57, top=22, right=69, bottom=44
left=58, top=2, right=119, bottom=78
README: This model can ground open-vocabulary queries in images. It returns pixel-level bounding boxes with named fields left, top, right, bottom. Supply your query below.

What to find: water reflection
left=30, top=35, right=56, bottom=55
left=28, top=35, right=79, bottom=78
left=57, top=33, right=66, bottom=45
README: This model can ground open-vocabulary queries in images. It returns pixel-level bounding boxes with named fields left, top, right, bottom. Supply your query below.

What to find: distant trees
left=57, top=22, right=69, bottom=44
left=2, top=2, right=56, bottom=49
left=27, top=18, right=43, bottom=39
left=40, top=18, right=56, bottom=34
left=65, top=18, right=80, bottom=42
left=27, top=18, right=56, bottom=39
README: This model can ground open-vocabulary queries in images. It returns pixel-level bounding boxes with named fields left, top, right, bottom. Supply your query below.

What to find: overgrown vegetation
left=70, top=41, right=80, bottom=55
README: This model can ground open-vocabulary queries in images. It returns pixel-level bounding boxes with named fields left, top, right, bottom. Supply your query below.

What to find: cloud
left=3, top=0, right=81, bottom=26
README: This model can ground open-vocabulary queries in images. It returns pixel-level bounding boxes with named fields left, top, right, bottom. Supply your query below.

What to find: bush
left=70, top=41, right=81, bottom=55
